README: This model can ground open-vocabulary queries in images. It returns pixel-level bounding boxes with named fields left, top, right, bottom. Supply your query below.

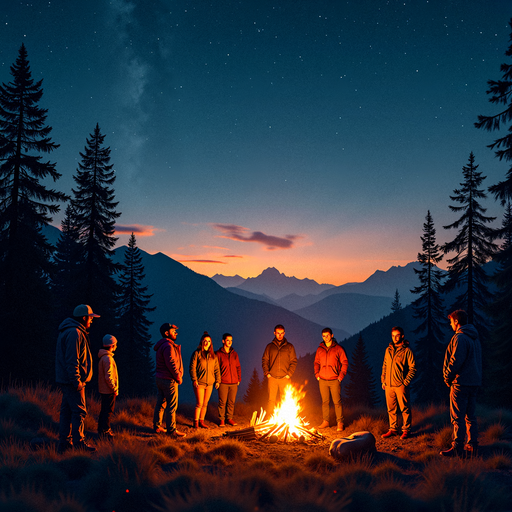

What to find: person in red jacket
left=153, top=323, right=186, bottom=438
left=216, top=333, right=242, bottom=427
left=314, top=328, right=349, bottom=432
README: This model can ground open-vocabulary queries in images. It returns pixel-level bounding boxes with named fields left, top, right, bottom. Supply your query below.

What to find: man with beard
left=381, top=326, right=416, bottom=440
left=153, top=323, right=186, bottom=438
left=262, top=324, right=297, bottom=414
left=55, top=304, right=100, bottom=453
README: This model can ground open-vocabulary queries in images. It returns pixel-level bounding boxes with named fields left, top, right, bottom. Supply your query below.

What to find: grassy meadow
left=1, top=382, right=511, bottom=512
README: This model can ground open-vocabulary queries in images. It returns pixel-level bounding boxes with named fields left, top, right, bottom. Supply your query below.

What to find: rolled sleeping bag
left=329, top=431, right=376, bottom=459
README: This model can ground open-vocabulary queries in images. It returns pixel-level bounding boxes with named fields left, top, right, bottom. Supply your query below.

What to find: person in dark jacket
left=381, top=326, right=416, bottom=440
left=314, top=328, right=349, bottom=432
left=153, top=323, right=186, bottom=438
left=55, top=304, right=99, bottom=453
left=216, top=333, right=242, bottom=427
left=262, top=324, right=297, bottom=414
left=190, top=332, right=221, bottom=428
left=440, top=310, right=482, bottom=457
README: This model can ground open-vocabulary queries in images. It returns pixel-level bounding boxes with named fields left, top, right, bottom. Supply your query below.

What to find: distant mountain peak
left=235, top=267, right=335, bottom=299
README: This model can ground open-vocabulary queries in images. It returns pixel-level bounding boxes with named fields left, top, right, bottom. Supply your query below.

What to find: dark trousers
left=153, top=377, right=179, bottom=433
left=318, top=378, right=344, bottom=423
left=218, top=383, right=238, bottom=421
left=450, top=384, right=479, bottom=447
left=98, top=393, right=116, bottom=433
left=58, top=384, right=87, bottom=444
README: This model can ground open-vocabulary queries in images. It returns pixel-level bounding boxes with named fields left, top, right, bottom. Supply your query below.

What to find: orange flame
left=267, top=383, right=309, bottom=437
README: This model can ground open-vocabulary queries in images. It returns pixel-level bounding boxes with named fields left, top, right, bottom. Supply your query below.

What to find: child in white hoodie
left=97, top=334, right=119, bottom=438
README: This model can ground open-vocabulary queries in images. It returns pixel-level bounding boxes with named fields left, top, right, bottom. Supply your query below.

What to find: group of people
left=379, top=309, right=482, bottom=457
left=153, top=325, right=241, bottom=437
left=55, top=304, right=482, bottom=458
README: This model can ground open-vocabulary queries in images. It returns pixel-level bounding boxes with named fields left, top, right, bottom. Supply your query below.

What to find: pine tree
left=442, top=152, right=497, bottom=331
left=116, top=233, right=155, bottom=396
left=0, top=44, right=67, bottom=381
left=391, top=289, right=402, bottom=313
left=343, top=334, right=377, bottom=408
left=475, top=19, right=512, bottom=405
left=69, top=124, right=121, bottom=336
left=51, top=204, right=86, bottom=317
left=244, top=368, right=266, bottom=410
left=411, top=211, right=446, bottom=404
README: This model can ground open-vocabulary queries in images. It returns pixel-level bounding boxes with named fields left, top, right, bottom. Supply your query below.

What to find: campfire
left=223, top=384, right=323, bottom=443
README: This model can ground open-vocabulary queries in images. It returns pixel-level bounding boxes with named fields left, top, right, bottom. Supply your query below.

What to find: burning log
left=222, top=384, right=325, bottom=444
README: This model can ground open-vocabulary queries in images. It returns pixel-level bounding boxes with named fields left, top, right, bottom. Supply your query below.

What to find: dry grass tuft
left=419, top=458, right=510, bottom=511
left=304, top=453, right=337, bottom=473
left=482, top=421, right=511, bottom=443
left=349, top=414, right=387, bottom=436
left=486, top=452, right=512, bottom=470
left=206, top=439, right=247, bottom=463
left=433, top=425, right=453, bottom=450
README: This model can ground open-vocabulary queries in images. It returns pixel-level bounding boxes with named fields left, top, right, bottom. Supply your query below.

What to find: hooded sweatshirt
left=443, top=324, right=482, bottom=386
left=55, top=318, right=93, bottom=388
left=98, top=348, right=119, bottom=395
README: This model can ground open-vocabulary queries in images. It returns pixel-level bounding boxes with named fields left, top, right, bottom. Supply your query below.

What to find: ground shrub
left=57, top=454, right=96, bottom=480
left=206, top=439, right=247, bottom=462
left=14, top=463, right=68, bottom=500
left=419, top=458, right=511, bottom=511
left=433, top=426, right=453, bottom=450
left=482, top=421, right=511, bottom=443
left=238, top=471, right=279, bottom=509
left=304, top=453, right=337, bottom=473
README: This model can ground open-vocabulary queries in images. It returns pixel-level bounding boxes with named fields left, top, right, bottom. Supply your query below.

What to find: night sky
left=2, top=0, right=512, bottom=285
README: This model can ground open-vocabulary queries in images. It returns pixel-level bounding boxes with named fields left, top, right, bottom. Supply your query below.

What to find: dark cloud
left=223, top=255, right=244, bottom=259
left=115, top=224, right=160, bottom=236
left=213, top=224, right=300, bottom=250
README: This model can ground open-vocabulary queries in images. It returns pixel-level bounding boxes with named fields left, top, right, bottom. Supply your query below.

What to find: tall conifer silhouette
left=344, top=334, right=377, bottom=408
left=411, top=211, right=446, bottom=403
left=476, top=20, right=512, bottom=406
left=52, top=204, right=86, bottom=317
left=442, top=152, right=497, bottom=331
left=69, top=124, right=120, bottom=334
left=116, top=233, right=155, bottom=396
left=0, top=44, right=67, bottom=380
left=391, top=289, right=402, bottom=313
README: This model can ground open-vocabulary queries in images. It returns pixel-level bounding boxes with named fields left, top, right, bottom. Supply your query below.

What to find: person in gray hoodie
left=441, top=309, right=482, bottom=457
left=55, top=304, right=99, bottom=453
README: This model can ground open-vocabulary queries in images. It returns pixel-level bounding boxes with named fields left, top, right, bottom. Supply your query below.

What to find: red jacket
left=216, top=347, right=242, bottom=385
left=154, top=338, right=183, bottom=384
left=314, top=340, right=349, bottom=381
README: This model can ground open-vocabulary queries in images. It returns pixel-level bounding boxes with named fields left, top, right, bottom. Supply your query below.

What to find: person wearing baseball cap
left=55, top=304, right=100, bottom=453
left=153, top=323, right=186, bottom=438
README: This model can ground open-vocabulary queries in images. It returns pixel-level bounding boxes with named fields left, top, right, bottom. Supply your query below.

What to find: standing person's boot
left=193, top=420, right=199, bottom=429
left=199, top=420, right=209, bottom=429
